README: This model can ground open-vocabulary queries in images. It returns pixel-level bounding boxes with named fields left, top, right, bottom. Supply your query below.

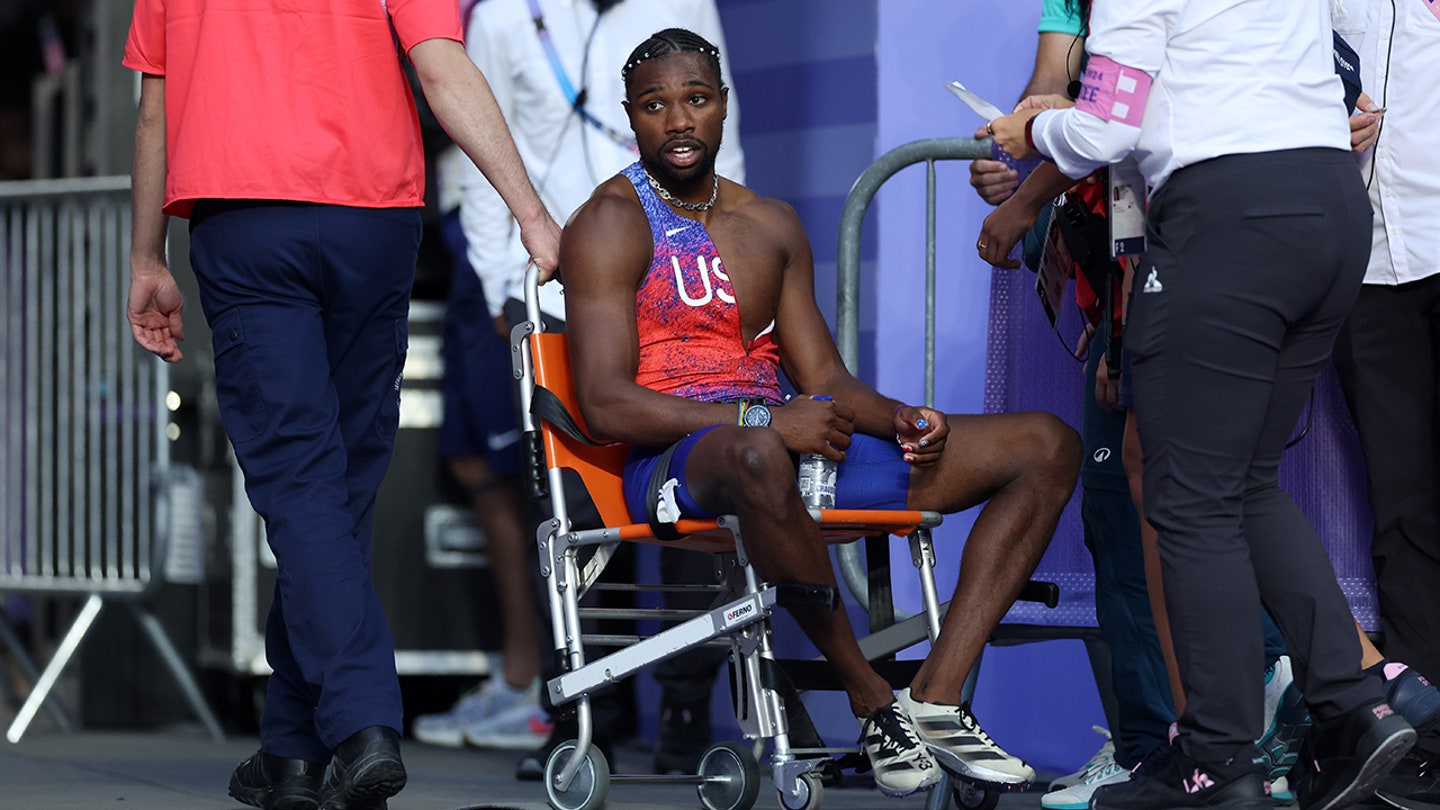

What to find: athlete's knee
left=1021, top=411, right=1082, bottom=485
left=720, top=428, right=795, bottom=495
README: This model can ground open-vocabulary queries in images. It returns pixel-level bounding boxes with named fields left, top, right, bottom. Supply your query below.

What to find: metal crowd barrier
left=833, top=137, right=991, bottom=610
left=0, top=176, right=222, bottom=743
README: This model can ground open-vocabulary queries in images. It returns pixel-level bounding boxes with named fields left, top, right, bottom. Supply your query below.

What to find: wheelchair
left=512, top=266, right=1048, bottom=810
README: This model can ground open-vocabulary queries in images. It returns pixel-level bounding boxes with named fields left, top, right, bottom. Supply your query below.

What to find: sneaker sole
left=872, top=769, right=942, bottom=799
left=410, top=730, right=465, bottom=749
left=464, top=731, right=551, bottom=751
left=924, top=744, right=1032, bottom=789
left=320, top=760, right=407, bottom=810
left=228, top=783, right=319, bottom=810
left=1375, top=792, right=1440, bottom=810
left=1307, top=728, right=1417, bottom=810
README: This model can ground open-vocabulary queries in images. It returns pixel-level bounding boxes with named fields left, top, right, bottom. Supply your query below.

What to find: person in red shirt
left=123, top=2, right=560, bottom=808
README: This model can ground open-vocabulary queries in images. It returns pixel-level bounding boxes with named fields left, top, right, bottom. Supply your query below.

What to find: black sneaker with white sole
left=900, top=688, right=1035, bottom=788
left=856, top=699, right=941, bottom=797
left=1294, top=699, right=1416, bottom=810
left=1090, top=745, right=1271, bottom=810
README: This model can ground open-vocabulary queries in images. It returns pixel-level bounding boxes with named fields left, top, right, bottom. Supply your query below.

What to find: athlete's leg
left=903, top=410, right=1081, bottom=704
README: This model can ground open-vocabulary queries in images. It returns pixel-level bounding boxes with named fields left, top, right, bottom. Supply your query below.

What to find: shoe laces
left=1079, top=748, right=1120, bottom=783
left=956, top=703, right=999, bottom=747
left=861, top=704, right=923, bottom=756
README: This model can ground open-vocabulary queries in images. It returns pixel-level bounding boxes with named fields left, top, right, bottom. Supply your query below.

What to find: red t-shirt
left=124, top=0, right=461, bottom=218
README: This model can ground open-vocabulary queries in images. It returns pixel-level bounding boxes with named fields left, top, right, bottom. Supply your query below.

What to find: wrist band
left=1024, top=115, right=1037, bottom=150
left=894, top=404, right=906, bottom=421
left=737, top=401, right=746, bottom=426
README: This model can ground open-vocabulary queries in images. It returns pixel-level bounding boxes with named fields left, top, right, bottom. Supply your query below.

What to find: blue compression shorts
left=622, top=429, right=913, bottom=525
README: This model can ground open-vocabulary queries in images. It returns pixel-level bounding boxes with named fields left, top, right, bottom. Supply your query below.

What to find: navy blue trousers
left=1081, top=332, right=1175, bottom=768
left=189, top=201, right=420, bottom=763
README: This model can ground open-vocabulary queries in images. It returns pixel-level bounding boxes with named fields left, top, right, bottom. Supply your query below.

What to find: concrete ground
left=0, top=727, right=1052, bottom=810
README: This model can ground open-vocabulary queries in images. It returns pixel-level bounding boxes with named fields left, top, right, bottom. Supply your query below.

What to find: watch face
left=742, top=403, right=772, bottom=427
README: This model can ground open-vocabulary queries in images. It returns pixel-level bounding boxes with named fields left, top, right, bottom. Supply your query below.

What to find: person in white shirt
left=988, top=3, right=1416, bottom=808
left=432, top=0, right=747, bottom=780
left=1330, top=0, right=1440, bottom=710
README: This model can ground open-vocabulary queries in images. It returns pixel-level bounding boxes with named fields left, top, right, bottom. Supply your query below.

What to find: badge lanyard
left=525, top=0, right=638, bottom=153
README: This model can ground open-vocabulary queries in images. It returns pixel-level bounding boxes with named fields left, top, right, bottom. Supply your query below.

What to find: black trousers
left=1333, top=274, right=1440, bottom=686
left=1128, top=148, right=1384, bottom=761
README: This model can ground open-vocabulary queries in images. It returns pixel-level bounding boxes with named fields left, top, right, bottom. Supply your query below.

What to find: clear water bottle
left=798, top=396, right=837, bottom=510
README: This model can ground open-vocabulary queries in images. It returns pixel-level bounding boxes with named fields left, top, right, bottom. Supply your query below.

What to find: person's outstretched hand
left=127, top=258, right=186, bottom=362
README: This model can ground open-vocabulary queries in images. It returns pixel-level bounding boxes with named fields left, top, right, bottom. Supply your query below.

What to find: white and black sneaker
left=856, top=699, right=942, bottom=797
left=900, top=688, right=1035, bottom=788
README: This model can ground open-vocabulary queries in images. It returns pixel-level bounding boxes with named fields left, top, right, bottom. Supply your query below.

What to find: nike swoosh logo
left=665, top=225, right=691, bottom=237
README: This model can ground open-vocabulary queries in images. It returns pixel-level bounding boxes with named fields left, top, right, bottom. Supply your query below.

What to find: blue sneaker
left=1384, top=663, right=1440, bottom=737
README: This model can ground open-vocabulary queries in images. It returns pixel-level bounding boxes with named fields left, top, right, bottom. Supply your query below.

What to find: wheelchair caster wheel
left=777, top=771, right=822, bottom=810
left=697, top=742, right=761, bottom=810
left=952, top=779, right=999, bottom=810
left=544, top=740, right=610, bottom=810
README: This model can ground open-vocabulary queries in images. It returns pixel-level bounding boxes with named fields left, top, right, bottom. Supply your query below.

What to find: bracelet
left=894, top=404, right=906, bottom=422
left=737, top=401, right=748, bottom=426
left=1024, top=115, right=1037, bottom=150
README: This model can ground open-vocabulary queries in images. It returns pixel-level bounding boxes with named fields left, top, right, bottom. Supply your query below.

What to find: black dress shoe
left=228, top=750, right=324, bottom=810
left=319, top=726, right=407, bottom=810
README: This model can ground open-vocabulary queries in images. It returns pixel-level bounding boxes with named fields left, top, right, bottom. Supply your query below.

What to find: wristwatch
left=740, top=402, right=772, bottom=427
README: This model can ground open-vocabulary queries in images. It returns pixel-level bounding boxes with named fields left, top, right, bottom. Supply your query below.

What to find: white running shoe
left=1271, top=774, right=1294, bottom=804
left=856, top=699, right=942, bottom=797
left=1040, top=754, right=1129, bottom=809
left=900, top=688, right=1035, bottom=787
left=1050, top=726, right=1115, bottom=791
left=411, top=676, right=542, bottom=749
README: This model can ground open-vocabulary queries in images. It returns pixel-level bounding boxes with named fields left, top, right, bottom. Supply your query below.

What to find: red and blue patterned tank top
left=623, top=162, right=783, bottom=404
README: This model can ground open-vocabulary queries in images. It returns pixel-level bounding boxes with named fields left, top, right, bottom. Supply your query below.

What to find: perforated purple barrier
left=983, top=266, right=1379, bottom=630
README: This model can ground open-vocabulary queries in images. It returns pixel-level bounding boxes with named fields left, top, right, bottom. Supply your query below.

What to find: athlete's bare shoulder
left=561, top=174, right=652, bottom=288
left=718, top=179, right=807, bottom=250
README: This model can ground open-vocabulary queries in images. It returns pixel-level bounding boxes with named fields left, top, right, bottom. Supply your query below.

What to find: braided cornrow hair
left=621, top=28, right=723, bottom=92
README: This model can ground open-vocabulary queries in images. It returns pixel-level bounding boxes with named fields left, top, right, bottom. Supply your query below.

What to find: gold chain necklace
left=643, top=168, right=718, bottom=212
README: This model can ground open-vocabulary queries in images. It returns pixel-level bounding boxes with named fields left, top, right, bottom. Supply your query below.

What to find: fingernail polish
left=915, top=419, right=929, bottom=429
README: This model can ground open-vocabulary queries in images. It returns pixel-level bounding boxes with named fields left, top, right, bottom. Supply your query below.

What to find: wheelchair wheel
left=697, top=742, right=761, bottom=810
left=543, top=740, right=610, bottom=810
left=776, top=771, right=823, bottom=810
left=952, top=779, right=1000, bottom=810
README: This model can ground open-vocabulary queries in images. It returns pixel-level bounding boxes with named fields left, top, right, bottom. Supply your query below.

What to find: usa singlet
left=623, top=162, right=783, bottom=404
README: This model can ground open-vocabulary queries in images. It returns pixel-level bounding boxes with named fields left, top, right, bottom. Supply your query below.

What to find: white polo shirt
left=1029, top=0, right=1350, bottom=193
left=1333, top=0, right=1440, bottom=286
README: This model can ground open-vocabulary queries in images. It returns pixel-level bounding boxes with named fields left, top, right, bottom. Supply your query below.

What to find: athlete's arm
left=767, top=203, right=948, bottom=460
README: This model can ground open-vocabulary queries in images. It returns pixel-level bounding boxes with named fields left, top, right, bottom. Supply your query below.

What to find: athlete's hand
left=894, top=405, right=947, bottom=466
left=772, top=395, right=854, bottom=463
